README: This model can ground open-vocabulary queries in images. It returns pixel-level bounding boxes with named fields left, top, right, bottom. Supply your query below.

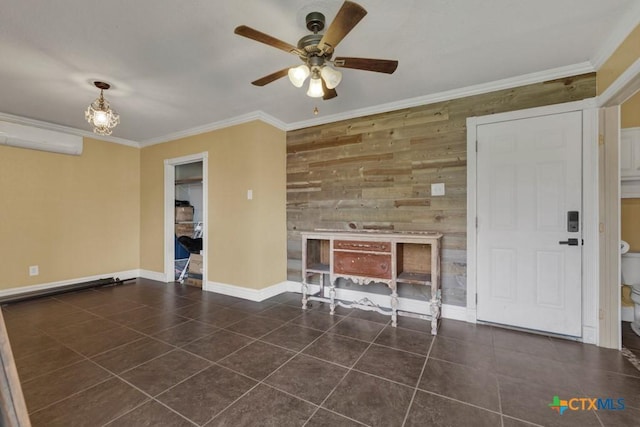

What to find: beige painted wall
left=140, top=120, right=287, bottom=290
left=622, top=198, right=640, bottom=252
left=622, top=91, right=640, bottom=128
left=0, top=138, right=140, bottom=289
left=597, top=23, right=640, bottom=94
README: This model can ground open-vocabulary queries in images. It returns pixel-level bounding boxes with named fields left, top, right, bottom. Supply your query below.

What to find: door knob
left=559, top=238, right=579, bottom=246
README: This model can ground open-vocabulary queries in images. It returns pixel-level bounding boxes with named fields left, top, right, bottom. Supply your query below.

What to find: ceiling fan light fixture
left=288, top=64, right=310, bottom=88
left=320, top=65, right=342, bottom=89
left=85, top=81, right=119, bottom=136
left=307, top=75, right=324, bottom=98
left=235, top=1, right=398, bottom=101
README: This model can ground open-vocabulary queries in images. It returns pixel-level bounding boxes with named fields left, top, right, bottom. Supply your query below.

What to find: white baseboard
left=465, top=308, right=478, bottom=323
left=204, top=280, right=290, bottom=302
left=442, top=304, right=468, bottom=322
left=622, top=306, right=634, bottom=322
left=582, top=326, right=597, bottom=345
left=0, top=269, right=140, bottom=298
left=139, top=270, right=167, bottom=282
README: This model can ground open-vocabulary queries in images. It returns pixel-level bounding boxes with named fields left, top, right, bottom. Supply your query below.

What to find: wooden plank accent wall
left=287, top=73, right=596, bottom=306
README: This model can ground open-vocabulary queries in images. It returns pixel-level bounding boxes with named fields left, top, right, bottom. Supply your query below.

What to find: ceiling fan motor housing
left=305, top=12, right=325, bottom=33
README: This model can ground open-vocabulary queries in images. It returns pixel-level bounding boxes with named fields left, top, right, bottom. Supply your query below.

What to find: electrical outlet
left=431, top=183, right=445, bottom=196
left=29, top=265, right=39, bottom=276
left=247, top=189, right=253, bottom=200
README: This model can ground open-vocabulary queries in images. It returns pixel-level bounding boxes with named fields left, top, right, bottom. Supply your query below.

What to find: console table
left=300, top=230, right=443, bottom=334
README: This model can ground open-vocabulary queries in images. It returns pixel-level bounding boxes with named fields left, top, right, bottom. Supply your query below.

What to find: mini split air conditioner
left=0, top=121, right=83, bottom=155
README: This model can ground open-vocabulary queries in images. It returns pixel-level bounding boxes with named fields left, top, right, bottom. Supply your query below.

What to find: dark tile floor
left=3, top=278, right=640, bottom=426
left=623, top=321, right=640, bottom=360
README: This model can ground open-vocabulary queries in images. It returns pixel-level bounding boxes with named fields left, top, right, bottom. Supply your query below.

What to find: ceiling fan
left=234, top=1, right=398, bottom=100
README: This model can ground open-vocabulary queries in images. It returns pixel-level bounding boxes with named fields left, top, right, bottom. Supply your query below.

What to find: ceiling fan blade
left=251, top=68, right=291, bottom=86
left=321, top=79, right=338, bottom=100
left=334, top=57, right=398, bottom=74
left=323, top=88, right=338, bottom=100
left=317, top=1, right=367, bottom=54
left=235, top=25, right=304, bottom=56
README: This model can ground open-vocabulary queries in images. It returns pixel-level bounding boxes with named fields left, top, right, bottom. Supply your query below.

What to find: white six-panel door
left=476, top=111, right=582, bottom=336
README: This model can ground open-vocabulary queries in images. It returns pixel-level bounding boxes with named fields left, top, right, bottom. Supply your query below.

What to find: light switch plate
left=247, top=189, right=253, bottom=200
left=29, top=265, right=39, bottom=276
left=431, top=183, right=445, bottom=196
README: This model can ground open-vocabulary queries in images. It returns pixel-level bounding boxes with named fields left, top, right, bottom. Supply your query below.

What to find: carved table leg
left=301, top=280, right=308, bottom=310
left=430, top=292, right=441, bottom=335
left=329, top=281, right=336, bottom=316
left=390, top=286, right=398, bottom=327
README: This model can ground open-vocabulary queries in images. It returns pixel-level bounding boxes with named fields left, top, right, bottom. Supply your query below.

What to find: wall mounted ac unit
left=0, top=121, right=83, bottom=155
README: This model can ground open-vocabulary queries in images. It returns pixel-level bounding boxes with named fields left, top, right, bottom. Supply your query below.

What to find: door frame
left=164, top=152, right=209, bottom=284
left=597, top=58, right=640, bottom=349
left=466, top=99, right=599, bottom=343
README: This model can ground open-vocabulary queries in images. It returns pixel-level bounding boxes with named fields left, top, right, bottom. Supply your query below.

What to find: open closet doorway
left=164, top=152, right=208, bottom=288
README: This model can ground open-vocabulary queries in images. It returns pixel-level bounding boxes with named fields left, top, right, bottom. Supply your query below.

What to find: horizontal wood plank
left=286, top=72, right=596, bottom=306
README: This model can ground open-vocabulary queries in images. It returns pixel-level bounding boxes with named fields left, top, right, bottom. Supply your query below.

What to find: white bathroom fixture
left=622, top=251, right=640, bottom=336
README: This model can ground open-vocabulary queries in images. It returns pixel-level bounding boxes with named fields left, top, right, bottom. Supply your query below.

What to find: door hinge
left=475, top=294, right=478, bottom=305
left=475, top=139, right=478, bottom=152
left=598, top=134, right=604, bottom=146
left=475, top=217, right=478, bottom=228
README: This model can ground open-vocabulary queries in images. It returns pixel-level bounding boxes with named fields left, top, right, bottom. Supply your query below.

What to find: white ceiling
left=1, top=0, right=639, bottom=145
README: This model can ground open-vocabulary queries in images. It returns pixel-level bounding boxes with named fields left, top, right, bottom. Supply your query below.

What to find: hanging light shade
left=320, top=65, right=342, bottom=89
left=307, top=76, right=324, bottom=98
left=288, top=64, right=310, bottom=88
left=85, top=81, right=119, bottom=136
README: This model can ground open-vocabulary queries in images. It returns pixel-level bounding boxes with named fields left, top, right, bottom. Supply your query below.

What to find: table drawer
left=334, top=240, right=391, bottom=252
left=334, top=252, right=392, bottom=279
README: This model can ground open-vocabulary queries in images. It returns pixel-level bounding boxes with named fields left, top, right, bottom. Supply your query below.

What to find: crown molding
left=597, top=57, right=640, bottom=107
left=1, top=62, right=597, bottom=147
left=284, top=62, right=596, bottom=131
left=139, top=111, right=287, bottom=147
left=0, top=111, right=140, bottom=148
left=591, top=2, right=640, bottom=71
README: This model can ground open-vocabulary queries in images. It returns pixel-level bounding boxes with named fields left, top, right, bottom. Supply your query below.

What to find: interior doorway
left=598, top=59, right=640, bottom=349
left=164, top=152, right=208, bottom=287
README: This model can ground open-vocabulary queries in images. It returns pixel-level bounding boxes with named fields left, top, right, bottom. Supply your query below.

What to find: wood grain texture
left=0, top=310, right=31, bottom=427
left=287, top=73, right=596, bottom=305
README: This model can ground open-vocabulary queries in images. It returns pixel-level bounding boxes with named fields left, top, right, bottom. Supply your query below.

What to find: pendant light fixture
left=288, top=64, right=310, bottom=88
left=289, top=63, right=342, bottom=98
left=306, top=69, right=325, bottom=98
left=85, top=81, right=119, bottom=136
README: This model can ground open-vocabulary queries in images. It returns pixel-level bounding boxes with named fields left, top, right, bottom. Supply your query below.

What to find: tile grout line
left=16, top=290, right=427, bottom=426
left=102, top=397, right=199, bottom=427
left=494, top=338, right=505, bottom=427
left=497, top=376, right=505, bottom=427
left=200, top=304, right=356, bottom=426
left=101, top=369, right=205, bottom=427
left=301, top=318, right=392, bottom=427
left=16, top=310, right=133, bottom=416
left=14, top=287, right=581, bottom=426
left=102, top=299, right=344, bottom=425
left=20, top=317, right=200, bottom=423
left=26, top=375, right=116, bottom=418
left=501, top=414, right=546, bottom=427
left=14, top=288, right=242, bottom=424
left=400, top=330, right=437, bottom=427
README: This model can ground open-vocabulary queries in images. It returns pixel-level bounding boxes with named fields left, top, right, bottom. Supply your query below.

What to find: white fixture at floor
left=621, top=249, right=640, bottom=336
